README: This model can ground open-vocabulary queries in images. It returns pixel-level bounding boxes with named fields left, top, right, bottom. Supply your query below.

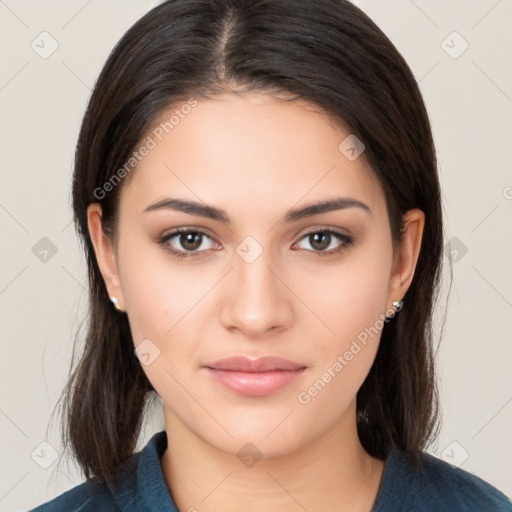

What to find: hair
left=59, top=0, right=449, bottom=486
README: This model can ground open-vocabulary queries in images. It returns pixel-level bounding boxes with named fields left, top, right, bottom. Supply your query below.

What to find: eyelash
left=157, top=227, right=354, bottom=259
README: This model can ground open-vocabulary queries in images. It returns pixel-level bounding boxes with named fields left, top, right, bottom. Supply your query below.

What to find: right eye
left=158, top=229, right=220, bottom=258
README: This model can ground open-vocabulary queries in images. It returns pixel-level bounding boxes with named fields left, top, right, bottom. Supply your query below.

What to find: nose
left=219, top=249, right=294, bottom=338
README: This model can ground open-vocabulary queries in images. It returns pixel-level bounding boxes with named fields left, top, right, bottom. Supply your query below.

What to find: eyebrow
left=143, top=196, right=372, bottom=223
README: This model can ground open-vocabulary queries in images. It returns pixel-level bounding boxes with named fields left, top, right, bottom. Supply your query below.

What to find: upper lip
left=204, top=356, right=306, bottom=372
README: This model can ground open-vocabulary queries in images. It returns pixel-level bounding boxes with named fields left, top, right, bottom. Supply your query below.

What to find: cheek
left=118, top=235, right=221, bottom=397
left=301, top=247, right=391, bottom=348
left=294, top=237, right=392, bottom=401
left=294, top=270, right=389, bottom=417
left=118, top=244, right=210, bottom=409
left=119, top=235, right=212, bottom=342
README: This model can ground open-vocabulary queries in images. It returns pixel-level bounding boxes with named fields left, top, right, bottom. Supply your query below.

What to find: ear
left=386, top=208, right=425, bottom=310
left=87, top=203, right=125, bottom=311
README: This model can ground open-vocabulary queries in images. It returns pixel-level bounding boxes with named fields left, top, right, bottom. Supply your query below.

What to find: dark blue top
left=29, top=431, right=512, bottom=511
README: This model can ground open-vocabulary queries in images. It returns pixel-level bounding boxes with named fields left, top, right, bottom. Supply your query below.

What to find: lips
left=204, top=355, right=306, bottom=372
left=203, top=356, right=307, bottom=396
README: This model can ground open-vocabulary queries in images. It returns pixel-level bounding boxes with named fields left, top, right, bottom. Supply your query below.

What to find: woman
left=31, top=0, right=511, bottom=510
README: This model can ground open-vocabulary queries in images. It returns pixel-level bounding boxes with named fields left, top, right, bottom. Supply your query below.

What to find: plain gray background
left=1, top=0, right=511, bottom=510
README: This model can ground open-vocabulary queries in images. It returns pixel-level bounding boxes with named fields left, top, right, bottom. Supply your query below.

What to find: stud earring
left=385, top=299, right=404, bottom=320
left=392, top=300, right=403, bottom=311
left=109, top=296, right=125, bottom=313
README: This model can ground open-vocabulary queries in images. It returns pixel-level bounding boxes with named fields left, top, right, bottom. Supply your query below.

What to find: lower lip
left=204, top=367, right=307, bottom=396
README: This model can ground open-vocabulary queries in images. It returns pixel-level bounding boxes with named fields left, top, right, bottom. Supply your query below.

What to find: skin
left=88, top=91, right=424, bottom=511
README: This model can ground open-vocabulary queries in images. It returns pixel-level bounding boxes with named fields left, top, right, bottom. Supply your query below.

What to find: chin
left=191, top=407, right=319, bottom=460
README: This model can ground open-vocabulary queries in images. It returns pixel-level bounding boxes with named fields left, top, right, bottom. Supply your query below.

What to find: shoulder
left=416, top=452, right=512, bottom=511
left=27, top=477, right=118, bottom=512
left=27, top=439, right=145, bottom=512
left=27, top=431, right=172, bottom=512
left=374, top=449, right=512, bottom=512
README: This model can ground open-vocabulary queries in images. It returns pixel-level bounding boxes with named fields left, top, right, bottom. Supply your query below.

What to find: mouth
left=202, top=356, right=308, bottom=396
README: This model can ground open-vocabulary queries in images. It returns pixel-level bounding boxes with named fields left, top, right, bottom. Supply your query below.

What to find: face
left=88, top=91, right=423, bottom=458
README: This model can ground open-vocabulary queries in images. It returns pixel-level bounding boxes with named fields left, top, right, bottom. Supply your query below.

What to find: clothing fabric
left=29, top=431, right=512, bottom=511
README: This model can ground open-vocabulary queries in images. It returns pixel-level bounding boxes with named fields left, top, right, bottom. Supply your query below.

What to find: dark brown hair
left=59, top=0, right=449, bottom=484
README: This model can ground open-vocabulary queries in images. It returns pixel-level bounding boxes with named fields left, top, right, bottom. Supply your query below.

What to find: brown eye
left=295, top=229, right=353, bottom=255
left=179, top=232, right=203, bottom=251
left=158, top=229, right=218, bottom=258
left=309, top=232, right=331, bottom=251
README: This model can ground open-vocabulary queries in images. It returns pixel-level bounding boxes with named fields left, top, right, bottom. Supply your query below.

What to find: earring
left=385, top=299, right=404, bottom=321
left=109, top=296, right=125, bottom=313
left=392, top=300, right=403, bottom=311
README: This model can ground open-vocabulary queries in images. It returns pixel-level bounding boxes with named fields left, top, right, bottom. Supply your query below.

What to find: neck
left=160, top=400, right=385, bottom=512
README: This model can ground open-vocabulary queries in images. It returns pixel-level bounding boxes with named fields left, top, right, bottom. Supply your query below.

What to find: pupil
left=181, top=232, right=201, bottom=250
left=311, top=232, right=330, bottom=251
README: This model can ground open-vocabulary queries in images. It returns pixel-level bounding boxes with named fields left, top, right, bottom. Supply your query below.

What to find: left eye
left=295, top=230, right=352, bottom=253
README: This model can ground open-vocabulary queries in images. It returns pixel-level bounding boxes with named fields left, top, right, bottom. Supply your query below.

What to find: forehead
left=120, top=92, right=385, bottom=221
